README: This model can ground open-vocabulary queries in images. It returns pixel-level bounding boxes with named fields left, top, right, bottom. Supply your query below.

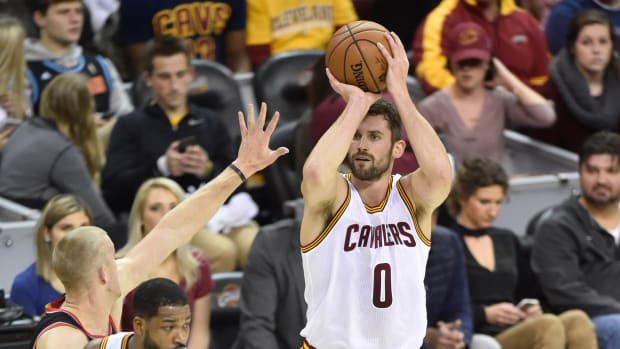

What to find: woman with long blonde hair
left=0, top=16, right=26, bottom=119
left=0, top=72, right=116, bottom=230
left=117, top=177, right=213, bottom=349
left=9, top=194, right=92, bottom=316
left=39, top=72, right=104, bottom=182
left=0, top=16, right=27, bottom=150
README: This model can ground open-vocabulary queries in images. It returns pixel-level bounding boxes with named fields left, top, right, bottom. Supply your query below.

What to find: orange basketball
left=325, top=20, right=392, bottom=93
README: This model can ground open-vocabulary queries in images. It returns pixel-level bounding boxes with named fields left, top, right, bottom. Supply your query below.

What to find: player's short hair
left=25, top=0, right=81, bottom=16
left=366, top=99, right=402, bottom=144
left=133, top=278, right=189, bottom=319
left=447, top=158, right=509, bottom=216
left=52, top=226, right=109, bottom=290
left=579, top=131, right=620, bottom=166
left=143, top=35, right=192, bottom=74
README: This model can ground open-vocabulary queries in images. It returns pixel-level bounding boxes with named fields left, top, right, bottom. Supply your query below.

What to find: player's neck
left=351, top=173, right=392, bottom=207
left=62, top=289, right=113, bottom=335
left=127, top=334, right=142, bottom=349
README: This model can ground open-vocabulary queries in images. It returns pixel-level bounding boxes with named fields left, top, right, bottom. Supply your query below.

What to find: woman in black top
left=447, top=158, right=597, bottom=349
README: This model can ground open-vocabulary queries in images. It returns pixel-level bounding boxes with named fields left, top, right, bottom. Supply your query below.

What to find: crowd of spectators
left=1, top=0, right=620, bottom=348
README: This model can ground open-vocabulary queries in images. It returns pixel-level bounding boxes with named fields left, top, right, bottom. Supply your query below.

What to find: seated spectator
left=233, top=201, right=500, bottom=349
left=526, top=9, right=620, bottom=153
left=531, top=131, right=620, bottom=349
left=412, top=0, right=550, bottom=95
left=118, top=0, right=250, bottom=77
left=85, top=277, right=191, bottom=349
left=24, top=0, right=132, bottom=118
left=0, top=16, right=27, bottom=149
left=417, top=22, right=555, bottom=165
left=424, top=224, right=501, bottom=349
left=0, top=72, right=116, bottom=230
left=232, top=216, right=305, bottom=349
left=102, top=35, right=235, bottom=214
left=9, top=194, right=92, bottom=317
left=117, top=177, right=213, bottom=349
left=447, top=157, right=598, bottom=349
left=545, top=0, right=620, bottom=55
left=245, top=0, right=358, bottom=70
left=102, top=35, right=259, bottom=271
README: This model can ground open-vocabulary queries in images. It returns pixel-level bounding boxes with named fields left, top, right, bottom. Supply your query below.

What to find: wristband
left=228, top=163, right=246, bottom=182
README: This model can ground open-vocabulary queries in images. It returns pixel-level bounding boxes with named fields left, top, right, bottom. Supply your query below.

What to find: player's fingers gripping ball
left=325, top=20, right=392, bottom=93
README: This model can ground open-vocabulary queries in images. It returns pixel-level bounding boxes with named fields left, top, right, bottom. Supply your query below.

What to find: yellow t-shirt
left=246, top=0, right=358, bottom=54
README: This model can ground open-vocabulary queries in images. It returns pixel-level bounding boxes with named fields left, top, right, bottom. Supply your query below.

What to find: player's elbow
left=302, top=158, right=325, bottom=185
left=426, top=161, right=453, bottom=199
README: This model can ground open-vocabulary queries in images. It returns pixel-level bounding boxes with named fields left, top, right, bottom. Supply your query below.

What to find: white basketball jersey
left=98, top=332, right=133, bottom=349
left=301, top=174, right=430, bottom=349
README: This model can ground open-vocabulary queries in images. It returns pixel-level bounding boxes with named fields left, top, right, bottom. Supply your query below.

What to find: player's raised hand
left=234, top=102, right=289, bottom=177
left=377, top=31, right=409, bottom=96
left=325, top=68, right=380, bottom=106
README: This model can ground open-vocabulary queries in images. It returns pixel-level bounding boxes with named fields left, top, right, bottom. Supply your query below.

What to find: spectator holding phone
left=417, top=22, right=555, bottom=165
left=102, top=35, right=235, bottom=215
left=102, top=35, right=259, bottom=271
left=447, top=157, right=597, bottom=349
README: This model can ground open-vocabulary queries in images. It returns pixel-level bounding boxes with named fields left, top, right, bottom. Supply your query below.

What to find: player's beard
left=143, top=329, right=161, bottom=349
left=349, top=151, right=390, bottom=181
left=142, top=329, right=187, bottom=349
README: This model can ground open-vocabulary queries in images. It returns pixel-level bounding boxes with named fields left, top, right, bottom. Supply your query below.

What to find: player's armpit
left=300, top=174, right=349, bottom=246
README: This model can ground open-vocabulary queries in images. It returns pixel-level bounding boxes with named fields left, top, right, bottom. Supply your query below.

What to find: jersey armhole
left=301, top=178, right=351, bottom=253
left=396, top=180, right=431, bottom=246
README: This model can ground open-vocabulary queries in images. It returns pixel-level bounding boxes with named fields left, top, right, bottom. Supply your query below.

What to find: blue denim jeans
left=592, top=314, right=620, bottom=349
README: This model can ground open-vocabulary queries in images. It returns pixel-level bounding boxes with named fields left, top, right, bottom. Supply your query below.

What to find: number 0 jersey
left=301, top=174, right=430, bottom=349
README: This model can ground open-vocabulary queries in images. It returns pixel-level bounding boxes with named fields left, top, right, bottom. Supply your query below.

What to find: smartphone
left=0, top=117, right=21, bottom=134
left=95, top=111, right=115, bottom=120
left=484, top=58, right=496, bottom=82
left=516, top=298, right=539, bottom=310
left=177, top=136, right=198, bottom=153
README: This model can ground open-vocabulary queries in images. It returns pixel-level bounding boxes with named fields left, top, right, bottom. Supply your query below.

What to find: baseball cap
left=446, top=22, right=492, bottom=64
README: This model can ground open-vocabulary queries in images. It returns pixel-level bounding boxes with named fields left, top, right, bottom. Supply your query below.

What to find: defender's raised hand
left=234, top=102, right=289, bottom=177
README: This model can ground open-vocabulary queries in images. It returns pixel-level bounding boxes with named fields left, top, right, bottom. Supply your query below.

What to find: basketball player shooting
left=299, top=31, right=453, bottom=348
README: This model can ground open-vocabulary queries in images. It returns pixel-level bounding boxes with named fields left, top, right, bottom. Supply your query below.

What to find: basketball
left=325, top=20, right=392, bottom=93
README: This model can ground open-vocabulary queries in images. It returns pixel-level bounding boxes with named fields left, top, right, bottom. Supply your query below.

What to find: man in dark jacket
left=101, top=35, right=235, bottom=215
left=531, top=131, right=620, bottom=349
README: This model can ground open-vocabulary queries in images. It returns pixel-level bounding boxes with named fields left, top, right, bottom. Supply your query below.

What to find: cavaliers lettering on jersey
left=301, top=174, right=430, bottom=349
left=97, top=332, right=134, bottom=349
left=26, top=53, right=113, bottom=114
